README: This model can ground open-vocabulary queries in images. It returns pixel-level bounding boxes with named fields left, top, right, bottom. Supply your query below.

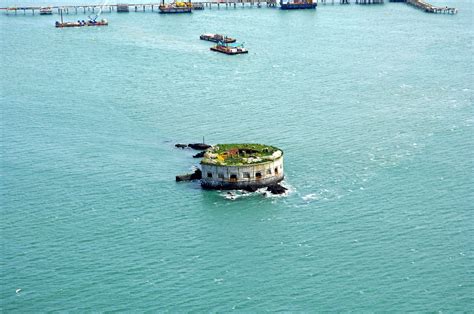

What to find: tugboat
left=210, top=41, right=248, bottom=55
left=159, top=0, right=192, bottom=13
left=40, top=7, right=53, bottom=15
left=200, top=34, right=236, bottom=44
left=280, top=0, right=317, bottom=9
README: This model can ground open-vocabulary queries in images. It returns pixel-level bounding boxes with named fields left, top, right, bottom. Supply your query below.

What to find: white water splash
left=219, top=181, right=294, bottom=200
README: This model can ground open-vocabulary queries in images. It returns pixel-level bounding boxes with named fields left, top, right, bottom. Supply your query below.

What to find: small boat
left=40, top=7, right=53, bottom=15
left=159, top=1, right=192, bottom=13
left=200, top=34, right=236, bottom=44
left=191, top=3, right=204, bottom=10
left=210, top=42, right=248, bottom=55
left=280, top=0, right=317, bottom=9
left=56, top=19, right=108, bottom=28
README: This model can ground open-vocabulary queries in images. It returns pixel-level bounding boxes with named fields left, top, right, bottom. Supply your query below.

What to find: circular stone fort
left=200, top=143, right=284, bottom=190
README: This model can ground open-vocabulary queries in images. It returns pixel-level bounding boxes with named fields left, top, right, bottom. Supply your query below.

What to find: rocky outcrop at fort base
left=175, top=143, right=212, bottom=150
left=193, top=151, right=206, bottom=158
left=176, top=169, right=202, bottom=182
left=243, top=185, right=258, bottom=193
left=188, top=143, right=212, bottom=150
left=266, top=184, right=287, bottom=195
left=243, top=183, right=287, bottom=194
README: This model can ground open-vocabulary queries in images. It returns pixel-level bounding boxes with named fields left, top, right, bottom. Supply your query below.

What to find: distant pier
left=0, top=1, right=277, bottom=15
left=0, top=0, right=457, bottom=15
left=406, top=0, right=457, bottom=14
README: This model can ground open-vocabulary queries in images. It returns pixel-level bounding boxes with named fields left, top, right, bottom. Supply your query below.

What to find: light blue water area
left=1, top=0, right=473, bottom=311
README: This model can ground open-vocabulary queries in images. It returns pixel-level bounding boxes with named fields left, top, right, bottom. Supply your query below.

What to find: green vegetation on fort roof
left=201, top=143, right=283, bottom=166
left=212, top=143, right=280, bottom=155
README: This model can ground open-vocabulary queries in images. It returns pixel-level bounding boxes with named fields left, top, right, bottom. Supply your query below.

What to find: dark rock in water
left=243, top=185, right=258, bottom=193
left=226, top=192, right=237, bottom=200
left=176, top=173, right=191, bottom=182
left=193, top=151, right=206, bottom=158
left=267, top=184, right=287, bottom=195
left=175, top=143, right=188, bottom=149
left=188, top=143, right=211, bottom=150
left=190, top=168, right=202, bottom=180
left=176, top=169, right=202, bottom=182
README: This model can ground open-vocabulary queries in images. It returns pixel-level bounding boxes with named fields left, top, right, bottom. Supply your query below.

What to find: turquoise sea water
left=1, top=0, right=473, bottom=311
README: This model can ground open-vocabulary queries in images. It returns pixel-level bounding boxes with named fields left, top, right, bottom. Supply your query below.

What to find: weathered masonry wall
left=201, top=157, right=284, bottom=189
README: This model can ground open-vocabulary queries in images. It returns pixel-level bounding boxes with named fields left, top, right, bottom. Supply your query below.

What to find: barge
left=55, top=8, right=108, bottom=28
left=55, top=19, right=108, bottom=28
left=280, top=0, right=317, bottom=9
left=159, top=1, right=192, bottom=13
left=200, top=34, right=236, bottom=44
left=210, top=42, right=248, bottom=55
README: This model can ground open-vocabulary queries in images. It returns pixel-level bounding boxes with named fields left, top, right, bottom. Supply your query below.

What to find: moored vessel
left=117, top=4, right=130, bottom=12
left=191, top=3, right=204, bottom=10
left=280, top=0, right=317, bottom=9
left=200, top=33, right=236, bottom=43
left=159, top=1, right=193, bottom=13
left=210, top=42, right=248, bottom=55
left=40, top=7, right=53, bottom=15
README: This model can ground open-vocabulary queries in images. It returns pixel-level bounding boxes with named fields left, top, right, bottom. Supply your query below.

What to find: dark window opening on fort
left=207, top=172, right=213, bottom=178
left=230, top=174, right=238, bottom=182
left=256, top=172, right=262, bottom=179
left=275, top=167, right=279, bottom=174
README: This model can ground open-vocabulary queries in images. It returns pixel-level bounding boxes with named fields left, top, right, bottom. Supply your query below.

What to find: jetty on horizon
left=0, top=0, right=458, bottom=15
